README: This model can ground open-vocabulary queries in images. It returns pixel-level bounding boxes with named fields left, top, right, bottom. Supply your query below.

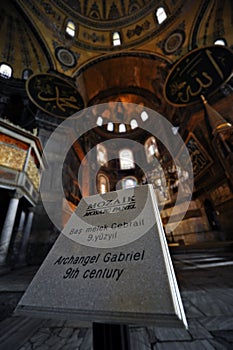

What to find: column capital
left=9, top=190, right=23, bottom=200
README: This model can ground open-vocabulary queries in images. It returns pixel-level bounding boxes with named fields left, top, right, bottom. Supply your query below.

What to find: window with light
left=98, top=174, right=109, bottom=194
left=0, top=64, right=12, bottom=79
left=66, top=20, right=76, bottom=37
left=119, top=149, right=135, bottom=170
left=112, top=32, right=121, bottom=46
left=156, top=7, right=167, bottom=24
left=97, top=144, right=108, bottom=166
left=145, top=137, right=159, bottom=162
left=122, top=177, right=137, bottom=189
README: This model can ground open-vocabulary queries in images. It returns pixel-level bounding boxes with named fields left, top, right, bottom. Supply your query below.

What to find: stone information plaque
left=16, top=185, right=187, bottom=328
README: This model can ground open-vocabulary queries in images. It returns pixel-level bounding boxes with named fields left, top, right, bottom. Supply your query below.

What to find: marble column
left=13, top=210, right=26, bottom=259
left=0, top=193, right=21, bottom=264
left=18, top=210, right=26, bottom=232
left=19, top=209, right=34, bottom=263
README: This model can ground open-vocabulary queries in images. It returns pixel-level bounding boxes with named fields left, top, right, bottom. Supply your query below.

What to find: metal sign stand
left=93, top=323, right=130, bottom=350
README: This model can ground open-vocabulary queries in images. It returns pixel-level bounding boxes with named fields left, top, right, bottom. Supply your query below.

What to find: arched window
left=119, top=123, right=126, bottom=133
left=145, top=136, right=159, bottom=162
left=96, top=116, right=103, bottom=126
left=156, top=7, right=167, bottom=24
left=65, top=20, right=76, bottom=37
left=112, top=31, right=121, bottom=46
left=214, top=38, right=226, bottom=46
left=141, top=110, right=149, bottom=121
left=119, top=149, right=135, bottom=169
left=107, top=122, right=114, bottom=131
left=22, top=69, right=33, bottom=80
left=97, top=144, right=108, bottom=166
left=98, top=174, right=109, bottom=194
left=121, top=176, right=137, bottom=189
left=0, top=63, right=12, bottom=79
left=130, top=119, right=138, bottom=129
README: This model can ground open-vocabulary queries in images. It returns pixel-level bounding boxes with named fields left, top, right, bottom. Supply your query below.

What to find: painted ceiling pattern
left=52, top=0, right=157, bottom=25
left=0, top=0, right=232, bottom=88
left=0, top=0, right=51, bottom=79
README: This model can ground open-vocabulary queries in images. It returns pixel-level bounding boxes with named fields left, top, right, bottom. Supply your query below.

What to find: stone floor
left=0, top=244, right=233, bottom=349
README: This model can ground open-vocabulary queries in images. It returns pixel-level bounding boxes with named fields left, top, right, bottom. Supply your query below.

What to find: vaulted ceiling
left=0, top=0, right=232, bottom=125
left=1, top=1, right=232, bottom=79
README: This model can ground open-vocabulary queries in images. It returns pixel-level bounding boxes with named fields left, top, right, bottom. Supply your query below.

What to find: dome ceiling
left=76, top=54, right=170, bottom=109
left=0, top=0, right=188, bottom=80
left=51, top=0, right=163, bottom=26
left=0, top=0, right=52, bottom=80
left=1, top=0, right=230, bottom=80
left=0, top=0, right=232, bottom=124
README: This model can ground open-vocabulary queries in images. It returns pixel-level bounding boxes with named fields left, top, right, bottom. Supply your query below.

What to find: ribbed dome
left=0, top=0, right=185, bottom=79
left=51, top=0, right=157, bottom=26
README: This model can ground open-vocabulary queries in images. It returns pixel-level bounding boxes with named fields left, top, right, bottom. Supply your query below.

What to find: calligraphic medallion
left=164, top=46, right=233, bottom=106
left=26, top=74, right=84, bottom=118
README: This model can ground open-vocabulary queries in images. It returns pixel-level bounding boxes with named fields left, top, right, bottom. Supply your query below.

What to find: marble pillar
left=12, top=210, right=26, bottom=260
left=19, top=209, right=34, bottom=263
left=18, top=210, right=26, bottom=233
left=0, top=193, right=21, bottom=264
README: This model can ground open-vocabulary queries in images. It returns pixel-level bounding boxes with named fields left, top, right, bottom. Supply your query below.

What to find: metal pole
left=93, top=323, right=130, bottom=350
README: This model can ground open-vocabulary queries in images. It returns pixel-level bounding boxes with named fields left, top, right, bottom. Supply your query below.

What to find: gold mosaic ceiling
left=0, top=0, right=187, bottom=79
left=0, top=0, right=232, bottom=105
left=50, top=0, right=164, bottom=25
left=0, top=0, right=51, bottom=79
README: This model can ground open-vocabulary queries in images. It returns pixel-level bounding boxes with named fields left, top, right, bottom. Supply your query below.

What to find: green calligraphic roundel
left=164, top=46, right=233, bottom=106
left=26, top=73, right=84, bottom=118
